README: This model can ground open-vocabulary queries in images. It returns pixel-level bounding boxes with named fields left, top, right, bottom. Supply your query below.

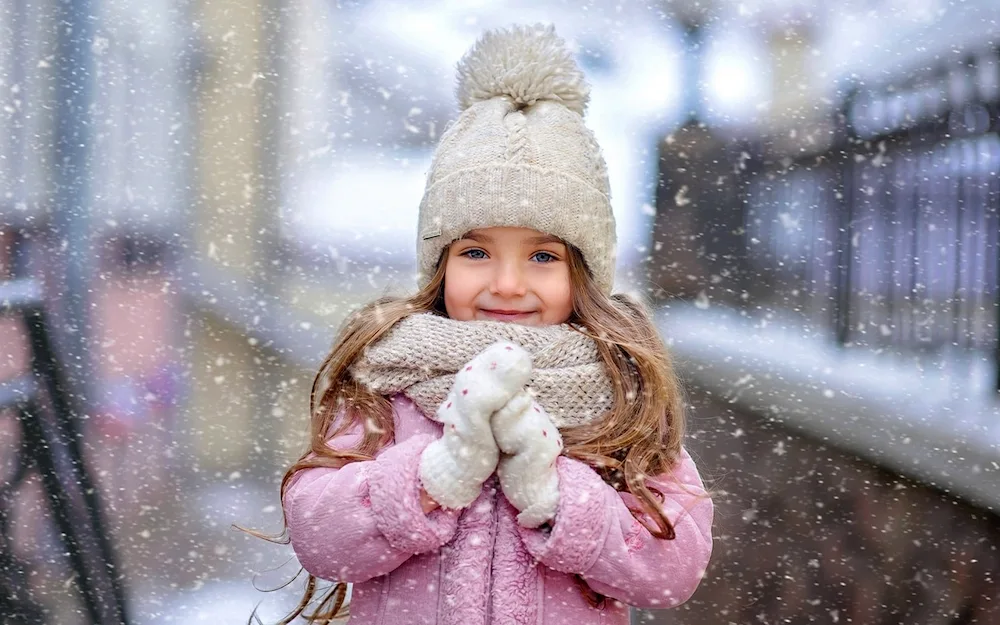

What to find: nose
left=490, top=259, right=527, bottom=298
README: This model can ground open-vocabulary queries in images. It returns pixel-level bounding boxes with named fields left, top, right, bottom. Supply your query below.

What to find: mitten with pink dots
left=491, top=390, right=563, bottom=528
left=418, top=341, right=532, bottom=510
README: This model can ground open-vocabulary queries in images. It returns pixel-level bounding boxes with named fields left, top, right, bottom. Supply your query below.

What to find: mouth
left=479, top=309, right=536, bottom=321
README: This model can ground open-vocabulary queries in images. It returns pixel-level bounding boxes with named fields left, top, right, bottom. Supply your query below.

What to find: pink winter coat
left=283, top=394, right=714, bottom=625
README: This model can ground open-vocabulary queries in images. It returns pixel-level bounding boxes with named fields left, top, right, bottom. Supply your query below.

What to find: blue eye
left=532, top=251, right=557, bottom=263
left=461, top=249, right=487, bottom=260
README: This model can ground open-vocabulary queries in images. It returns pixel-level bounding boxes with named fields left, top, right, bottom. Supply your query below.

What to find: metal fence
left=0, top=228, right=130, bottom=624
left=740, top=49, right=1000, bottom=390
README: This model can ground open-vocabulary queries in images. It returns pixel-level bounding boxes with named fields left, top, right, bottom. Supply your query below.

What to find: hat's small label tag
left=422, top=229, right=441, bottom=240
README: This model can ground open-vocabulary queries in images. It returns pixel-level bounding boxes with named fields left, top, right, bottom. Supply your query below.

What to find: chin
left=508, top=318, right=542, bottom=327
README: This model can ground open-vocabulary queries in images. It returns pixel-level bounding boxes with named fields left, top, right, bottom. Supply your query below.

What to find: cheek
left=541, top=270, right=573, bottom=315
left=443, top=264, right=476, bottom=320
left=556, top=283, right=573, bottom=313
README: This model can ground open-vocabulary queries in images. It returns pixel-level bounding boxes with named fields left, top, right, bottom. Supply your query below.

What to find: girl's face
left=444, top=227, right=573, bottom=327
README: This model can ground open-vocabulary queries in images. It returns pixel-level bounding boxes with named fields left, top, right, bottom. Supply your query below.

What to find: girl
left=270, top=24, right=713, bottom=625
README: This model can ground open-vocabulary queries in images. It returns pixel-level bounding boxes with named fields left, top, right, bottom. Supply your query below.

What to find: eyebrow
left=461, top=231, right=565, bottom=246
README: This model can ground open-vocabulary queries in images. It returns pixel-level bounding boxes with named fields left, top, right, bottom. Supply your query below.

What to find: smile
left=480, top=309, right=536, bottom=321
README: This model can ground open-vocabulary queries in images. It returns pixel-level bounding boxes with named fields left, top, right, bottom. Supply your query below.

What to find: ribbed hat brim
left=417, top=163, right=616, bottom=294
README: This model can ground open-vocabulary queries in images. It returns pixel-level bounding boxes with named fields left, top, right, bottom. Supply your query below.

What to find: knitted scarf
left=350, top=313, right=614, bottom=428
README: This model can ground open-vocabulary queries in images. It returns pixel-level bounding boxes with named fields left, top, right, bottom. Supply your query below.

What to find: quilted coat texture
left=283, top=394, right=714, bottom=625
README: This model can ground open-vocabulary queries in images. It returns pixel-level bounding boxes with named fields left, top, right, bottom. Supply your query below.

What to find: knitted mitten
left=419, top=341, right=532, bottom=509
left=491, top=390, right=563, bottom=528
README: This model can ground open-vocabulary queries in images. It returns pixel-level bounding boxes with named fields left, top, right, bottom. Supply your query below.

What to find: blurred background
left=1, top=0, right=999, bottom=623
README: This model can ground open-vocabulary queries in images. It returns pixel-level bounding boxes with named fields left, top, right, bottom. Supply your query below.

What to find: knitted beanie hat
left=416, top=24, right=617, bottom=294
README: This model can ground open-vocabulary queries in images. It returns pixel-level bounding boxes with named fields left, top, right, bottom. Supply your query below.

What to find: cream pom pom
left=455, top=24, right=591, bottom=116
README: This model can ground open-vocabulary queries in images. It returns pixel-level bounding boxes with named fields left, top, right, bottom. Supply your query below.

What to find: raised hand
left=418, top=342, right=532, bottom=510
left=491, top=390, right=563, bottom=528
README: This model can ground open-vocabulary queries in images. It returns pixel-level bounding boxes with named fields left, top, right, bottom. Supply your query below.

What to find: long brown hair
left=245, top=243, right=697, bottom=623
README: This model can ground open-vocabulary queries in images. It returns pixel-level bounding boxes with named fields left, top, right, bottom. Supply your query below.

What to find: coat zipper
left=484, top=478, right=499, bottom=623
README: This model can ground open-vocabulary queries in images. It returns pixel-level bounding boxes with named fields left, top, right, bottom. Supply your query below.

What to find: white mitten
left=492, top=390, right=563, bottom=528
left=419, top=342, right=532, bottom=509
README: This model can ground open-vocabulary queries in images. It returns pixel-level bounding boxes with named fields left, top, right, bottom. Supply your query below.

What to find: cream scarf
left=350, top=313, right=614, bottom=428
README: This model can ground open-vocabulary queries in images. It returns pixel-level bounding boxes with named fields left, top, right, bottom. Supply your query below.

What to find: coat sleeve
left=517, top=446, right=713, bottom=609
left=282, top=409, right=460, bottom=583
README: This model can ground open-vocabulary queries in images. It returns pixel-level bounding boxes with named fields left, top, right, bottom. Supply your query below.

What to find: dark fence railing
left=653, top=47, right=1000, bottom=393
left=0, top=229, right=130, bottom=624
left=751, top=52, right=999, bottom=388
